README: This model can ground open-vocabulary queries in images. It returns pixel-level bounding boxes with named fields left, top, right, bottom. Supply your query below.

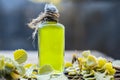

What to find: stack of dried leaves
left=64, top=51, right=116, bottom=80
left=0, top=55, right=25, bottom=80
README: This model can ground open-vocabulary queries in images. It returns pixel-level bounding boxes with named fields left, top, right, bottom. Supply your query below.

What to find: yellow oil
left=38, top=21, right=64, bottom=72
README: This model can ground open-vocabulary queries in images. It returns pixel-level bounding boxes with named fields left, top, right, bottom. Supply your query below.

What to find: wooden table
left=0, top=50, right=114, bottom=64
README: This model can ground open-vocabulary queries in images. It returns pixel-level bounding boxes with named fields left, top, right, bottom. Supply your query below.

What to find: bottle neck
left=42, top=16, right=58, bottom=23
left=42, top=21, right=57, bottom=24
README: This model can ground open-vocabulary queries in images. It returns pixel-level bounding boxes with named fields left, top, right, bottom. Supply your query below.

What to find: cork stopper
left=43, top=3, right=59, bottom=22
left=44, top=3, right=58, bottom=13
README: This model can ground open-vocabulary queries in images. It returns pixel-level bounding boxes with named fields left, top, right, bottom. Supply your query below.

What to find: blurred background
left=0, top=0, right=120, bottom=59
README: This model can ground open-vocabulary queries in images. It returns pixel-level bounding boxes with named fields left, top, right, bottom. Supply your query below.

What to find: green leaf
left=94, top=72, right=114, bottom=80
left=86, top=55, right=97, bottom=68
left=0, top=55, right=5, bottom=70
left=16, top=65, right=25, bottom=76
left=82, top=50, right=90, bottom=58
left=24, top=64, right=37, bottom=77
left=38, top=65, right=54, bottom=75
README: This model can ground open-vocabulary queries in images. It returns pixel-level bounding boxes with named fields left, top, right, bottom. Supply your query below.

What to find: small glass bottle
left=38, top=4, right=65, bottom=73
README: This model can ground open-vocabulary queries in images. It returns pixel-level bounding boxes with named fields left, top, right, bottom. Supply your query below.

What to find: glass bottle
left=38, top=4, right=65, bottom=73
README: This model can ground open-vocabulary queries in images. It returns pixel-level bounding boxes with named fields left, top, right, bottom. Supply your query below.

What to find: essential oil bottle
left=38, top=4, right=65, bottom=73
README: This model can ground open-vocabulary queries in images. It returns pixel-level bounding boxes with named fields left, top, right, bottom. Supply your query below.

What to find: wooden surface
left=0, top=50, right=114, bottom=64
